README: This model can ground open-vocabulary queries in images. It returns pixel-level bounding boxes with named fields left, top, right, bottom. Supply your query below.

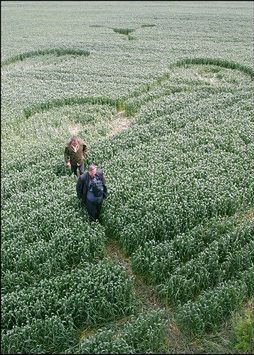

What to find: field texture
left=1, top=1, right=253, bottom=354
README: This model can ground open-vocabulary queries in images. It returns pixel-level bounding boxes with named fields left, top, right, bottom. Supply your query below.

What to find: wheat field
left=1, top=1, right=253, bottom=353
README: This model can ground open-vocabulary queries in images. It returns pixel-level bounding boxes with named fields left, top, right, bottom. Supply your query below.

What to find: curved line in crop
left=1, top=48, right=90, bottom=66
left=23, top=96, right=120, bottom=119
left=21, top=57, right=253, bottom=120
left=173, top=58, right=254, bottom=79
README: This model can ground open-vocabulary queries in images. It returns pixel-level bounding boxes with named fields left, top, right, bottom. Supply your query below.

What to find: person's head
left=88, top=163, right=97, bottom=178
left=69, top=136, right=79, bottom=147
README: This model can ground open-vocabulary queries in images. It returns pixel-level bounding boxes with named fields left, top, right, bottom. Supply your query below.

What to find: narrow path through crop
left=105, top=238, right=194, bottom=353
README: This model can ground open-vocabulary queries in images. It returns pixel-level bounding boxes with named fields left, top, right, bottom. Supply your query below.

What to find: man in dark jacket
left=64, top=136, right=87, bottom=177
left=76, top=163, right=108, bottom=221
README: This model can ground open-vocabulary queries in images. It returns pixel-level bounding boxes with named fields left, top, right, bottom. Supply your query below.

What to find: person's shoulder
left=97, top=170, right=105, bottom=179
left=80, top=171, right=88, bottom=180
left=78, top=138, right=86, bottom=145
left=65, top=139, right=72, bottom=147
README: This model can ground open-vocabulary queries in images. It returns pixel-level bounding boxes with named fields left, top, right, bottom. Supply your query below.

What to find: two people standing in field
left=64, top=136, right=107, bottom=222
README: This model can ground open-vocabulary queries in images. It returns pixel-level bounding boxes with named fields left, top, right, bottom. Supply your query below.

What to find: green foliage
left=1, top=48, right=90, bottom=66
left=141, top=24, right=156, bottom=28
left=2, top=226, right=107, bottom=293
left=2, top=260, right=135, bottom=331
left=233, top=307, right=254, bottom=353
left=153, top=221, right=253, bottom=305
left=23, top=96, right=117, bottom=119
left=128, top=35, right=135, bottom=41
left=131, top=218, right=252, bottom=284
left=2, top=1, right=253, bottom=353
left=174, top=58, right=254, bottom=79
left=175, top=268, right=253, bottom=335
left=98, top=79, right=253, bottom=255
left=113, top=28, right=135, bottom=35
left=1, top=316, right=76, bottom=354
left=70, top=309, right=168, bottom=354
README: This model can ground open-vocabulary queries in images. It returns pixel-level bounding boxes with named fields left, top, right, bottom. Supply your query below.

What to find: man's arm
left=76, top=172, right=87, bottom=201
left=99, top=171, right=108, bottom=199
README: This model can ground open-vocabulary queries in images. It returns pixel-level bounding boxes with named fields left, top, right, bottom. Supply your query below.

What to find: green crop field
left=1, top=1, right=253, bottom=354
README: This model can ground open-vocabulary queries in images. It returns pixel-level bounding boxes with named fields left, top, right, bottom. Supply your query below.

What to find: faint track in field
left=105, top=239, right=194, bottom=354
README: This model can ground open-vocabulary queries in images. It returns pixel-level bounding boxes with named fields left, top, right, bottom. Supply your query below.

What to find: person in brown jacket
left=64, top=136, right=87, bottom=177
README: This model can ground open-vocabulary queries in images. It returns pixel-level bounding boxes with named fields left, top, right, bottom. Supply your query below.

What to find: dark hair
left=88, top=163, right=97, bottom=170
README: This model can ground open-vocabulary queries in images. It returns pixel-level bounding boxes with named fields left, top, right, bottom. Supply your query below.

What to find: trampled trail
left=106, top=111, right=130, bottom=138
left=105, top=239, right=193, bottom=354
left=105, top=239, right=165, bottom=309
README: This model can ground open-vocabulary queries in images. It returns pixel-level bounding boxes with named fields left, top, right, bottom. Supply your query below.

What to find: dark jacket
left=76, top=170, right=108, bottom=205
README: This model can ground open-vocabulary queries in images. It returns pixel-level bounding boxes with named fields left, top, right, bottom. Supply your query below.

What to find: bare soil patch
left=107, top=111, right=130, bottom=138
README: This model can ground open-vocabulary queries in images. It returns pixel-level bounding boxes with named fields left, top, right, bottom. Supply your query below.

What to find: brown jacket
left=64, top=139, right=87, bottom=165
